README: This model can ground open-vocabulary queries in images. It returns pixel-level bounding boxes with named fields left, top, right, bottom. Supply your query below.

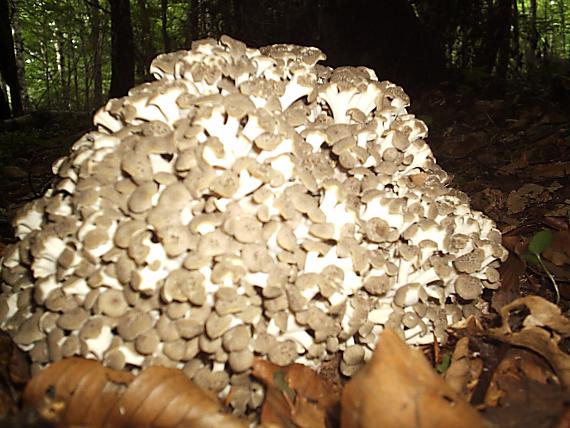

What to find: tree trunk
left=109, top=0, right=135, bottom=99
left=136, top=0, right=154, bottom=78
left=528, top=0, right=538, bottom=66
left=42, top=14, right=51, bottom=108
left=89, top=0, right=103, bottom=108
left=160, top=0, right=170, bottom=52
left=0, top=0, right=23, bottom=116
left=320, top=0, right=448, bottom=91
left=56, top=30, right=70, bottom=109
left=10, top=0, right=29, bottom=111
left=557, top=0, right=566, bottom=59
left=0, top=85, right=10, bottom=119
left=184, top=0, right=200, bottom=46
left=475, top=0, right=512, bottom=75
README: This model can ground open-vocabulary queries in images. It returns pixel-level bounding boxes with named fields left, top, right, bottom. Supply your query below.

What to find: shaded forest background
left=1, top=0, right=570, bottom=118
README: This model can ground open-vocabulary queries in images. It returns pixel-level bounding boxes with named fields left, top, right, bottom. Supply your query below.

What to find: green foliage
left=436, top=353, right=452, bottom=374
left=273, top=370, right=296, bottom=402
left=528, top=229, right=553, bottom=257
left=7, top=0, right=570, bottom=112
left=524, top=229, right=560, bottom=303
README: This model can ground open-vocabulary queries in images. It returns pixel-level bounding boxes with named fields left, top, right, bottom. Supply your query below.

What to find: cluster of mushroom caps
left=0, top=36, right=507, bottom=414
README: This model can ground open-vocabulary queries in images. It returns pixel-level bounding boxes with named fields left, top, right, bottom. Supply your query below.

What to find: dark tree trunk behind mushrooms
left=0, top=0, right=23, bottom=116
left=318, top=0, right=448, bottom=93
left=89, top=0, right=103, bottom=109
left=0, top=86, right=10, bottom=120
left=231, top=0, right=447, bottom=95
left=475, top=0, right=513, bottom=76
left=136, top=0, right=154, bottom=79
left=109, top=0, right=135, bottom=99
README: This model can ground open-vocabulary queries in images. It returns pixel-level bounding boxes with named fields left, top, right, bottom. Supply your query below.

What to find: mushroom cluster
left=0, top=36, right=507, bottom=413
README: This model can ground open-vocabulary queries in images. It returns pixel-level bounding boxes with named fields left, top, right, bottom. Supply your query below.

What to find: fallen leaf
left=482, top=349, right=565, bottom=428
left=499, top=151, right=529, bottom=175
left=0, top=333, right=30, bottom=418
left=492, top=253, right=525, bottom=312
left=531, top=161, right=570, bottom=179
left=444, top=337, right=483, bottom=400
left=544, top=230, right=570, bottom=266
left=340, top=329, right=486, bottom=428
left=252, top=359, right=340, bottom=428
left=488, top=296, right=570, bottom=387
left=23, top=357, right=247, bottom=428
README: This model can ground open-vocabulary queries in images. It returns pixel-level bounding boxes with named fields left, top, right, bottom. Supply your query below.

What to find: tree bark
left=0, top=85, right=10, bottom=119
left=56, top=30, right=70, bottom=109
left=475, top=0, right=512, bottom=75
left=109, top=0, right=135, bottom=99
left=160, top=0, right=170, bottom=52
left=89, top=0, right=103, bottom=108
left=184, top=0, right=200, bottom=46
left=528, top=0, right=538, bottom=63
left=136, top=0, right=154, bottom=78
left=0, top=0, right=23, bottom=116
left=10, top=0, right=29, bottom=111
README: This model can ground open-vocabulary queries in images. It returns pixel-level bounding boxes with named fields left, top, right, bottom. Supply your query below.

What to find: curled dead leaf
left=444, top=337, right=483, bottom=400
left=341, top=329, right=486, bottom=428
left=488, top=296, right=570, bottom=387
left=23, top=357, right=247, bottom=428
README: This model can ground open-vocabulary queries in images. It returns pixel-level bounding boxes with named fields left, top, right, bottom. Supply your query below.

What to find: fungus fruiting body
left=0, top=36, right=507, bottom=414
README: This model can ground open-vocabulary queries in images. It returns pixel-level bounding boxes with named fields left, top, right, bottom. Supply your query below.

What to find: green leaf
left=436, top=353, right=451, bottom=374
left=273, top=370, right=296, bottom=401
left=528, top=229, right=553, bottom=256
left=523, top=252, right=541, bottom=266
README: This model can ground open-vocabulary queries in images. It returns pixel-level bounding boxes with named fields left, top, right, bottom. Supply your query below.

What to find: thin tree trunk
left=77, top=26, right=90, bottom=110
left=10, top=0, right=28, bottom=111
left=185, top=0, right=200, bottom=46
left=0, top=84, right=10, bottom=119
left=55, top=31, right=69, bottom=109
left=475, top=0, right=512, bottom=75
left=512, top=0, right=521, bottom=68
left=43, top=28, right=50, bottom=107
left=71, top=38, right=79, bottom=110
left=109, top=0, right=134, bottom=99
left=527, top=0, right=538, bottom=70
left=136, top=0, right=154, bottom=78
left=558, top=0, right=566, bottom=58
left=160, top=0, right=170, bottom=52
left=89, top=0, right=103, bottom=108
left=0, top=0, right=23, bottom=115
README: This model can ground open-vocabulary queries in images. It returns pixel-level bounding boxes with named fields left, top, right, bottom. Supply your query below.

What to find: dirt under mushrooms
left=0, top=35, right=507, bottom=416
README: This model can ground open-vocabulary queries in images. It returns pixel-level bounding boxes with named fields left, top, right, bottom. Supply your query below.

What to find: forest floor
left=0, top=87, right=569, bottom=427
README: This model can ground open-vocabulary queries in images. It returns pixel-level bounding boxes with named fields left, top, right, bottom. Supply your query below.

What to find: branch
left=82, top=0, right=110, bottom=15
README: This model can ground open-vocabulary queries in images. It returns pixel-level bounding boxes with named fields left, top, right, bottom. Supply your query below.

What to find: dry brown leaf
left=492, top=253, right=525, bottom=312
left=499, top=151, right=529, bottom=175
left=444, top=337, right=483, bottom=400
left=0, top=333, right=30, bottom=418
left=443, top=131, right=489, bottom=158
left=531, top=161, right=570, bottom=179
left=488, top=296, right=570, bottom=387
left=544, top=230, right=570, bottom=266
left=482, top=348, right=566, bottom=427
left=341, top=329, right=486, bottom=428
left=23, top=357, right=247, bottom=428
left=252, top=358, right=340, bottom=428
